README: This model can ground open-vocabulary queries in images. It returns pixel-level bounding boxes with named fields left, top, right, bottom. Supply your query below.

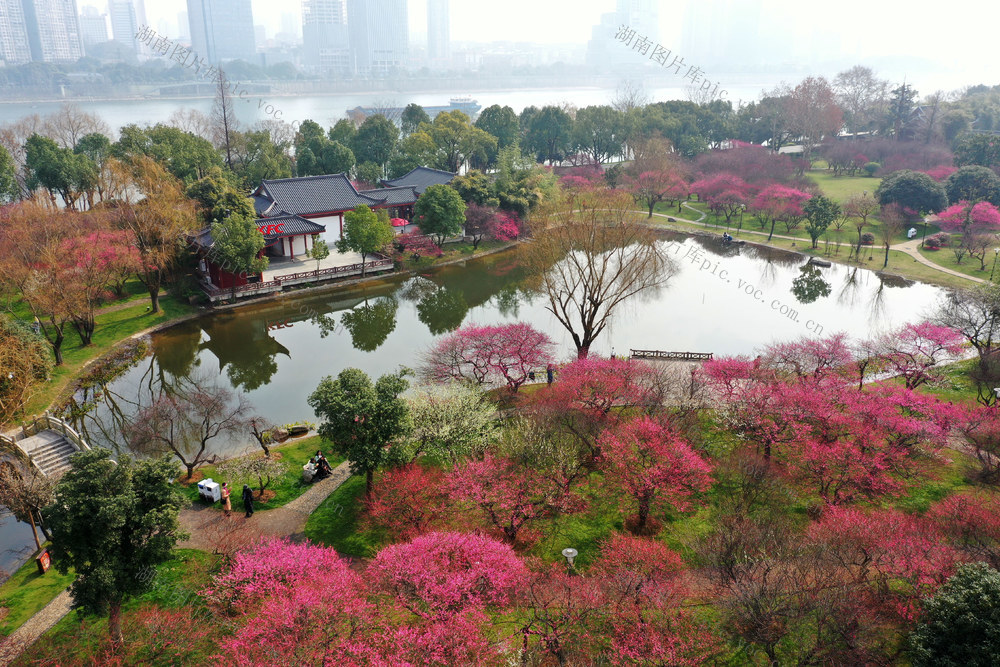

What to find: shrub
left=924, top=232, right=950, bottom=250
left=860, top=232, right=875, bottom=245
left=863, top=162, right=881, bottom=177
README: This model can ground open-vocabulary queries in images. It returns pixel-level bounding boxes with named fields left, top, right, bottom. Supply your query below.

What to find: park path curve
left=177, top=459, right=353, bottom=550
left=645, top=210, right=984, bottom=285
left=0, top=461, right=353, bottom=665
left=892, top=238, right=986, bottom=284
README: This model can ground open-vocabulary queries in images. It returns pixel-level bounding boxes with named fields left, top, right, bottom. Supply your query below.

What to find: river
left=0, top=77, right=795, bottom=130
left=0, top=233, right=945, bottom=577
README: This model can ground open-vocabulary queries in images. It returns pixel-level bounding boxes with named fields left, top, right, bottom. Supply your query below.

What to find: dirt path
left=176, top=460, right=352, bottom=550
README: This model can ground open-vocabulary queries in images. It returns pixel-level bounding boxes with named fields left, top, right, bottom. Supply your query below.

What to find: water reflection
left=62, top=234, right=945, bottom=459
left=198, top=312, right=291, bottom=392
left=791, top=265, right=833, bottom=304
left=339, top=297, right=399, bottom=351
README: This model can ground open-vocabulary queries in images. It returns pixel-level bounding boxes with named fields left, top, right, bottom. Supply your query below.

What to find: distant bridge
left=0, top=413, right=90, bottom=477
left=630, top=349, right=714, bottom=362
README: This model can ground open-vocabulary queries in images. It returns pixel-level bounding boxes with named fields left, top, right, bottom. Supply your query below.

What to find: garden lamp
left=561, top=548, right=578, bottom=569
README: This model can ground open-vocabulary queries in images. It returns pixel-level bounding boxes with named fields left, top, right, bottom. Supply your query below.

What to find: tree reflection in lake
left=339, top=297, right=399, bottom=351
left=791, top=265, right=833, bottom=304
left=417, top=287, right=469, bottom=335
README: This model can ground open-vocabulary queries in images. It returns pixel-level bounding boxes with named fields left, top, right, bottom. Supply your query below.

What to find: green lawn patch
left=20, top=296, right=198, bottom=416
left=14, top=549, right=221, bottom=665
left=918, top=243, right=998, bottom=281
left=304, top=474, right=384, bottom=558
left=0, top=548, right=75, bottom=637
left=806, top=170, right=880, bottom=204
left=178, top=435, right=340, bottom=512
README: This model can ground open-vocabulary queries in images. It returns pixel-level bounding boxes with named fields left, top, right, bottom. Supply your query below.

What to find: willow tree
left=524, top=189, right=675, bottom=358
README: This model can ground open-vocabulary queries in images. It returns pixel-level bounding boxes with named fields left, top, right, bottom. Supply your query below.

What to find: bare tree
left=247, top=415, right=278, bottom=457
left=168, top=107, right=213, bottom=137
left=833, top=65, right=889, bottom=138
left=844, top=192, right=879, bottom=259
left=611, top=79, right=650, bottom=113
left=127, top=382, right=252, bottom=480
left=42, top=104, right=111, bottom=149
left=524, top=189, right=676, bottom=358
left=367, top=98, right=402, bottom=124
left=211, top=70, right=239, bottom=169
left=876, top=203, right=905, bottom=268
left=0, top=460, right=56, bottom=549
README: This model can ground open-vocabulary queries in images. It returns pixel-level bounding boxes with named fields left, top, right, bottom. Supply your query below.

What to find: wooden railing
left=207, top=257, right=394, bottom=298
left=630, top=349, right=714, bottom=361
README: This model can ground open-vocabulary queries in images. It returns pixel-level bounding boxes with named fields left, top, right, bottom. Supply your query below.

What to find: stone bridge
left=0, top=413, right=91, bottom=477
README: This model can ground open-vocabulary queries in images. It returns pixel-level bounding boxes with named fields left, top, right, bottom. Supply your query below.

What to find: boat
left=347, top=97, right=482, bottom=121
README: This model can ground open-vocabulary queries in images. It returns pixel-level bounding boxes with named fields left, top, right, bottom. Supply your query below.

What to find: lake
left=0, top=233, right=945, bottom=575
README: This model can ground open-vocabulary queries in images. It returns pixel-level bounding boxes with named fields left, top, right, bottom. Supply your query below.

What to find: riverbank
left=642, top=209, right=976, bottom=291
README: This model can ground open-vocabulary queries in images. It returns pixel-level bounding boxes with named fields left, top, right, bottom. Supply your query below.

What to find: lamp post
left=561, top=547, right=578, bottom=572
left=992, top=248, right=1000, bottom=282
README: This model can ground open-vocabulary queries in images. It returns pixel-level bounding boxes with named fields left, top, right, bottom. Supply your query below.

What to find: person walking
left=547, top=363, right=555, bottom=386
left=242, top=484, right=254, bottom=518
left=221, top=482, right=232, bottom=517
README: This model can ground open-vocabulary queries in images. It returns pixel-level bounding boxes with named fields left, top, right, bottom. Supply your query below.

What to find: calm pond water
left=68, top=232, right=943, bottom=452
left=1, top=232, right=945, bottom=574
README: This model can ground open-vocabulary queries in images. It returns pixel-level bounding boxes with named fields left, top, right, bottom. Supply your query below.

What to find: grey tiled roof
left=255, top=214, right=326, bottom=240
left=366, top=185, right=419, bottom=206
left=382, top=166, right=456, bottom=195
left=190, top=214, right=325, bottom=249
left=254, top=173, right=384, bottom=216
left=253, top=195, right=277, bottom=216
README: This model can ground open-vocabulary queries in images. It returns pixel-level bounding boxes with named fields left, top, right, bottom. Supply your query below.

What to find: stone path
left=0, top=461, right=353, bottom=665
left=0, top=591, right=73, bottom=666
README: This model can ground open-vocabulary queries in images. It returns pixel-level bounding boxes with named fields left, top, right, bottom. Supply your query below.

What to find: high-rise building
left=78, top=5, right=108, bottom=48
left=176, top=10, right=188, bottom=40
left=426, top=0, right=449, bottom=67
left=187, top=0, right=256, bottom=64
left=0, top=0, right=31, bottom=65
left=585, top=0, right=660, bottom=70
left=108, top=0, right=138, bottom=53
left=303, top=0, right=349, bottom=74
left=20, top=0, right=84, bottom=63
left=346, top=0, right=408, bottom=75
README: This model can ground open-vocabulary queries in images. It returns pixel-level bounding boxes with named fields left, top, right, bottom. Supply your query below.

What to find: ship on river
left=347, top=97, right=482, bottom=121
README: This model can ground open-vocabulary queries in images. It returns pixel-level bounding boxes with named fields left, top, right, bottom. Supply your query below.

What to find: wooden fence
left=205, top=257, right=394, bottom=300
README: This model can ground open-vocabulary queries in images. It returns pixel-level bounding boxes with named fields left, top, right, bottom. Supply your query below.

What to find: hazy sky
left=136, top=0, right=996, bottom=88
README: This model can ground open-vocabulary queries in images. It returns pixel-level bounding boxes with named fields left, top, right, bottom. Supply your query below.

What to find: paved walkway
left=648, top=210, right=986, bottom=285
left=177, top=460, right=352, bottom=551
left=893, top=238, right=986, bottom=283
left=0, top=461, right=353, bottom=665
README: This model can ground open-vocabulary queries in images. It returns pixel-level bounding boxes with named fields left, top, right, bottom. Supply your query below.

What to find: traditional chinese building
left=192, top=213, right=327, bottom=290
left=381, top=166, right=457, bottom=194
left=252, top=173, right=425, bottom=243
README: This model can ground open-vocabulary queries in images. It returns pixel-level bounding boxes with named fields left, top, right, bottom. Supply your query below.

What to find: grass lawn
left=396, top=240, right=509, bottom=271
left=0, top=549, right=75, bottom=637
left=178, top=435, right=341, bottom=512
left=806, top=169, right=880, bottom=204
left=14, top=549, right=220, bottom=665
left=918, top=243, right=998, bottom=281
left=304, top=474, right=383, bottom=558
left=20, top=296, right=198, bottom=416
